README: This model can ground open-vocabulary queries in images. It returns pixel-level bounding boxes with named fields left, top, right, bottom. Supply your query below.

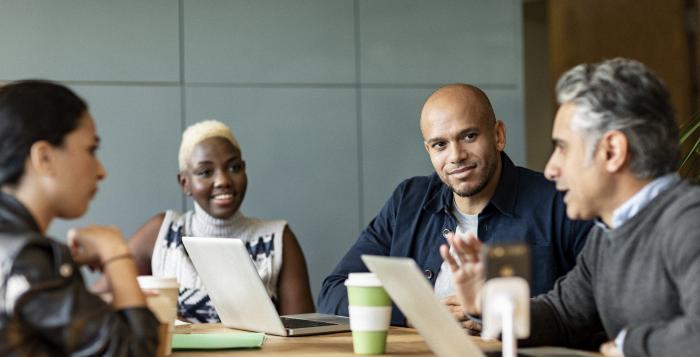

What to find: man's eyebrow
left=551, top=138, right=566, bottom=147
left=425, top=137, right=444, bottom=145
left=426, top=128, right=478, bottom=143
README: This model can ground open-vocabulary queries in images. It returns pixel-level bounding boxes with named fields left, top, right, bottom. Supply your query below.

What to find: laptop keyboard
left=280, top=316, right=337, bottom=329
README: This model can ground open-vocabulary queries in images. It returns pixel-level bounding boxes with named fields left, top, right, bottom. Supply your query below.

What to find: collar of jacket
left=0, top=191, right=41, bottom=233
left=423, top=151, right=518, bottom=218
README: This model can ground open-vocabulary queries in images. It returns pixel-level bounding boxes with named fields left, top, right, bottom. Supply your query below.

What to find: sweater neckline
left=601, top=179, right=684, bottom=240
left=190, top=202, right=244, bottom=237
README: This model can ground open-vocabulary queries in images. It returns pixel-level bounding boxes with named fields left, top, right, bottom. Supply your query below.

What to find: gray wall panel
left=185, top=87, right=359, bottom=297
left=3, top=0, right=525, bottom=305
left=0, top=0, right=179, bottom=81
left=485, top=88, right=526, bottom=166
left=360, top=88, right=435, bottom=224
left=184, top=0, right=355, bottom=84
left=359, top=0, right=519, bottom=85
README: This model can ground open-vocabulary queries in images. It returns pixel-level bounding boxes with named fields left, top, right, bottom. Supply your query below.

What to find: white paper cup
left=138, top=276, right=179, bottom=356
left=137, top=276, right=179, bottom=304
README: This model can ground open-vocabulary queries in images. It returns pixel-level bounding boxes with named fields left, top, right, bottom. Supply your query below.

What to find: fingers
left=142, top=289, right=161, bottom=297
left=440, top=244, right=461, bottom=273
left=67, top=228, right=91, bottom=262
left=461, top=319, right=482, bottom=335
left=67, top=228, right=81, bottom=254
left=67, top=228, right=78, bottom=243
left=440, top=295, right=459, bottom=306
left=72, top=254, right=92, bottom=266
left=447, top=308, right=465, bottom=321
left=456, top=232, right=482, bottom=259
left=67, top=225, right=128, bottom=260
left=599, top=341, right=622, bottom=357
left=601, top=341, right=623, bottom=357
left=69, top=225, right=123, bottom=240
left=446, top=232, right=481, bottom=264
left=444, top=304, right=468, bottom=321
left=440, top=295, right=468, bottom=321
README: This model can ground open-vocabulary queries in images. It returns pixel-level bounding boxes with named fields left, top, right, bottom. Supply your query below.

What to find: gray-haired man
left=442, top=58, right=700, bottom=356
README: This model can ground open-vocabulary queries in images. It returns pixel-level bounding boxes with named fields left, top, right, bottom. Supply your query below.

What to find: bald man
left=318, top=84, right=592, bottom=327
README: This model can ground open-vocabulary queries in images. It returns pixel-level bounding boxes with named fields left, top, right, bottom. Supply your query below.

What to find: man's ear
left=28, top=141, right=56, bottom=177
left=494, top=120, right=506, bottom=151
left=177, top=172, right=191, bottom=196
left=600, top=130, right=628, bottom=173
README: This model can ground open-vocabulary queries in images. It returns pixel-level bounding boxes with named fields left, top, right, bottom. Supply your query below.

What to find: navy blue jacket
left=318, top=153, right=592, bottom=326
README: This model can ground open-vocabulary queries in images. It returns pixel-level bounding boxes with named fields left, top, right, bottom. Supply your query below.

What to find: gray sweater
left=525, top=180, right=700, bottom=356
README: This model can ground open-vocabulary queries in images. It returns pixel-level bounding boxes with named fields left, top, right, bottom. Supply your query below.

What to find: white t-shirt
left=433, top=203, right=478, bottom=299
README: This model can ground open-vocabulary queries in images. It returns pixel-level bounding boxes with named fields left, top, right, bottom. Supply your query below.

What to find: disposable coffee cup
left=345, top=273, right=392, bottom=355
left=137, top=276, right=179, bottom=356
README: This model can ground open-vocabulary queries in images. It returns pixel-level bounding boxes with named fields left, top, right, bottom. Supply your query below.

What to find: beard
left=449, top=156, right=499, bottom=198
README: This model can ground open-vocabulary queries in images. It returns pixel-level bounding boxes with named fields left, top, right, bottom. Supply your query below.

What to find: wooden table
left=171, top=323, right=498, bottom=356
left=171, top=324, right=602, bottom=356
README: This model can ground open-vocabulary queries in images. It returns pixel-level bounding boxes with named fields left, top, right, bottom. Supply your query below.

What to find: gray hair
left=555, top=58, right=679, bottom=179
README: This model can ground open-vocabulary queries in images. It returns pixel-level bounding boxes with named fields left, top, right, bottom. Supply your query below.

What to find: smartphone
left=482, top=242, right=531, bottom=283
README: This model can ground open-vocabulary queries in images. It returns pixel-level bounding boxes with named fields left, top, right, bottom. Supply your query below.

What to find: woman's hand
left=439, top=231, right=484, bottom=316
left=69, top=225, right=147, bottom=308
left=67, top=225, right=129, bottom=270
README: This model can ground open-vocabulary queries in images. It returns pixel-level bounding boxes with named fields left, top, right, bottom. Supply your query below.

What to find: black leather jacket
left=0, top=192, right=160, bottom=356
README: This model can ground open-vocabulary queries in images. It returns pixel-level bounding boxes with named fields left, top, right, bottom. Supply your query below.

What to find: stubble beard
left=450, top=157, right=498, bottom=198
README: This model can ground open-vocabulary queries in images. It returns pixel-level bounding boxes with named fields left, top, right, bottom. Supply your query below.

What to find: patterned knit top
left=151, top=203, right=286, bottom=323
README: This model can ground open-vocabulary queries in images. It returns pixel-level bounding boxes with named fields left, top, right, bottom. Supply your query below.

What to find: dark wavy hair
left=0, top=80, right=87, bottom=185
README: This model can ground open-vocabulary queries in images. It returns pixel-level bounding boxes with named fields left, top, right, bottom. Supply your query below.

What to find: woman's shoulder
left=162, top=209, right=186, bottom=223
left=2, top=232, right=74, bottom=304
left=151, top=210, right=192, bottom=251
left=160, top=209, right=195, bottom=232
left=0, top=227, right=53, bottom=265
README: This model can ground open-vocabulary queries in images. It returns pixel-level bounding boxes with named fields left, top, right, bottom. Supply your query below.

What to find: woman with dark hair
left=0, top=80, right=160, bottom=355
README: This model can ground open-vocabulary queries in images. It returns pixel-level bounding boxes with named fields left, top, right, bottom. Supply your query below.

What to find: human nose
left=213, top=169, right=232, bottom=188
left=447, top=141, right=467, bottom=164
left=96, top=159, right=107, bottom=181
left=544, top=154, right=558, bottom=181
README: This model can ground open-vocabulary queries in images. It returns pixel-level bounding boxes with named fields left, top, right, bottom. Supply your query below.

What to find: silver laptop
left=362, top=255, right=489, bottom=357
left=182, top=236, right=349, bottom=336
left=362, top=256, right=600, bottom=357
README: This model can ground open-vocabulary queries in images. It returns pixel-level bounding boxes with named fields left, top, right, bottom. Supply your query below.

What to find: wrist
left=98, top=243, right=129, bottom=262
left=101, top=252, right=133, bottom=268
left=464, top=297, right=481, bottom=316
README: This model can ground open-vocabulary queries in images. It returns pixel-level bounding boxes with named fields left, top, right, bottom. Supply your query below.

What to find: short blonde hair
left=178, top=119, right=240, bottom=171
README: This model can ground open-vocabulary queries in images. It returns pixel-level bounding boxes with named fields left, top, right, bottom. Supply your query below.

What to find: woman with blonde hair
left=126, top=119, right=315, bottom=322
